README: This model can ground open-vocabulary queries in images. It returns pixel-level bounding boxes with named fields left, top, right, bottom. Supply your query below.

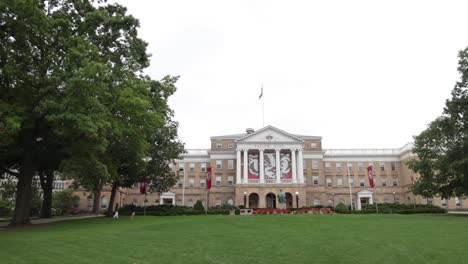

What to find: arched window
left=101, top=196, right=108, bottom=208
left=188, top=199, right=193, bottom=207
left=314, top=199, right=321, bottom=206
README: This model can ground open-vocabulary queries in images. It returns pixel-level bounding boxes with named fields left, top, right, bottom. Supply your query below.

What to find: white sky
left=113, top=0, right=468, bottom=149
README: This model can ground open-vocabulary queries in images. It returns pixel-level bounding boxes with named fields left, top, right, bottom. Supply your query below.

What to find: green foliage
left=334, top=202, right=350, bottom=214
left=356, top=203, right=447, bottom=214
left=52, top=189, right=80, bottom=216
left=0, top=199, right=13, bottom=217
left=408, top=47, right=468, bottom=199
left=193, top=200, right=204, bottom=211
left=118, top=204, right=229, bottom=216
left=0, top=178, right=16, bottom=201
left=0, top=0, right=182, bottom=224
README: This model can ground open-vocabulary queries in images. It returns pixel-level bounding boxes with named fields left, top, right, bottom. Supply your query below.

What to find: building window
left=169, top=163, right=173, bottom=171
left=216, top=160, right=222, bottom=169
left=215, top=198, right=222, bottom=208
left=227, top=176, right=234, bottom=186
left=337, top=177, right=343, bottom=187
left=87, top=197, right=93, bottom=209
left=189, top=179, right=194, bottom=188
left=380, top=163, right=385, bottom=172
left=441, top=198, right=447, bottom=207
left=101, top=196, right=107, bottom=208
left=215, top=176, right=222, bottom=186
left=381, top=180, right=387, bottom=187
left=177, top=179, right=183, bottom=188
left=312, top=176, right=319, bottom=185
left=392, top=180, right=398, bottom=187
left=201, top=163, right=206, bottom=172
left=188, top=200, right=193, bottom=207
left=312, top=160, right=318, bottom=169
left=358, top=163, right=364, bottom=172
left=227, top=199, right=234, bottom=205
left=216, top=143, right=222, bottom=149
left=178, top=165, right=184, bottom=172
left=228, top=160, right=234, bottom=169
left=325, top=163, right=331, bottom=172
left=328, top=199, right=333, bottom=207
left=427, top=197, right=433, bottom=205
left=177, top=200, right=182, bottom=206
left=228, top=143, right=234, bottom=149
left=303, top=160, right=307, bottom=169
left=200, top=179, right=206, bottom=188
left=455, top=197, right=461, bottom=207
left=347, top=163, right=353, bottom=172
left=189, top=163, right=195, bottom=172
left=310, top=143, right=317, bottom=148
left=359, top=178, right=365, bottom=187
left=336, top=163, right=342, bottom=172
left=326, top=178, right=332, bottom=187
left=391, top=162, right=397, bottom=172
left=349, top=178, right=355, bottom=187
left=314, top=199, right=321, bottom=206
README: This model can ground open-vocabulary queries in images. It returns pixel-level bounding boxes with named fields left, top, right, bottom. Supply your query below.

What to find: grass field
left=1, top=214, right=467, bottom=264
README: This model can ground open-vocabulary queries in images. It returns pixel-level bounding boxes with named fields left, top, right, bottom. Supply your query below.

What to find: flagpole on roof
left=259, top=84, right=264, bottom=127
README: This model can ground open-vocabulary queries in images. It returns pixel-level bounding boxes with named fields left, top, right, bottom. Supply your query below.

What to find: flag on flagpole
left=259, top=86, right=263, bottom=99
left=206, top=167, right=212, bottom=190
left=367, top=166, right=375, bottom=188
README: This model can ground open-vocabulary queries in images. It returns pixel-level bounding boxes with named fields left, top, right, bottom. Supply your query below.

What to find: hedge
left=118, top=204, right=231, bottom=216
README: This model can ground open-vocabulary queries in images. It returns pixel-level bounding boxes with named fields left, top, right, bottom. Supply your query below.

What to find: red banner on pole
left=206, top=167, right=212, bottom=190
left=367, top=166, right=375, bottom=188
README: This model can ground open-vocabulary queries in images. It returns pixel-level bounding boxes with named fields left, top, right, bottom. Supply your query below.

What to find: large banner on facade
left=264, top=152, right=276, bottom=179
left=248, top=152, right=259, bottom=179
left=280, top=153, right=292, bottom=179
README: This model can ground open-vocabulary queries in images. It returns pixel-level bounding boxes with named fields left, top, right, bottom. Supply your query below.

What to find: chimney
left=246, top=128, right=254, bottom=134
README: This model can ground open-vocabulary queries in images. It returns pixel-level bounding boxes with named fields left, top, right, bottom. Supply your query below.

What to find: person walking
left=130, top=202, right=136, bottom=220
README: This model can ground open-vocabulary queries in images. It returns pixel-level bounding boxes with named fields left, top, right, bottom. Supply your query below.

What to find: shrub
left=334, top=202, right=350, bottom=214
left=52, top=189, right=80, bottom=215
left=193, top=200, right=204, bottom=211
left=0, top=199, right=13, bottom=217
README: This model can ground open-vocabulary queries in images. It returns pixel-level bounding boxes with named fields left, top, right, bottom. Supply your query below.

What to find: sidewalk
left=0, top=214, right=105, bottom=228
left=448, top=211, right=468, bottom=215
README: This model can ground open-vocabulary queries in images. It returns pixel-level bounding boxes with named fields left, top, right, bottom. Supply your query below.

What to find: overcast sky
left=113, top=0, right=468, bottom=150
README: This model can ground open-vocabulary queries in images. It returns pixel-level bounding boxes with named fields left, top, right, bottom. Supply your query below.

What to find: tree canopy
left=0, top=0, right=184, bottom=226
left=408, top=47, right=468, bottom=199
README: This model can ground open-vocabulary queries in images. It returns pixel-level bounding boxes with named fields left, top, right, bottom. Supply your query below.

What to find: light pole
left=332, top=192, right=335, bottom=208
left=393, top=192, right=396, bottom=203
left=295, top=191, right=299, bottom=209
left=243, top=192, right=247, bottom=208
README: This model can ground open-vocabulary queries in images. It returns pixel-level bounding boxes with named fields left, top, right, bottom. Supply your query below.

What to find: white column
left=259, top=149, right=265, bottom=184
left=298, top=149, right=304, bottom=184
left=236, top=149, right=241, bottom=184
left=291, top=149, right=297, bottom=183
left=243, top=149, right=248, bottom=184
left=276, top=149, right=281, bottom=183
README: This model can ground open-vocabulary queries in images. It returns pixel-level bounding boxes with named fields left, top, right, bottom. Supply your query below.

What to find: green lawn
left=1, top=214, right=467, bottom=264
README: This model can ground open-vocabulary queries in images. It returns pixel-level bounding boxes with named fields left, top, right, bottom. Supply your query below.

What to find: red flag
left=367, top=166, right=375, bottom=188
left=206, top=167, right=212, bottom=190
left=139, top=182, right=147, bottom=194
left=411, top=175, right=415, bottom=184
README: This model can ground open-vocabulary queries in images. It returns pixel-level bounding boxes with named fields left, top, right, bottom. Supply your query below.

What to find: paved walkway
left=0, top=214, right=105, bottom=228
left=448, top=211, right=468, bottom=214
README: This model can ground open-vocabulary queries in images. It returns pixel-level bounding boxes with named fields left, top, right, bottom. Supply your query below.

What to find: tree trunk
left=10, top=152, right=34, bottom=226
left=40, top=170, right=54, bottom=218
left=92, top=189, right=101, bottom=215
left=106, top=182, right=118, bottom=217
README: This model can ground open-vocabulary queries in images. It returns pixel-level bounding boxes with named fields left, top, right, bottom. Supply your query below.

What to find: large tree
left=0, top=0, right=181, bottom=225
left=408, top=48, right=468, bottom=199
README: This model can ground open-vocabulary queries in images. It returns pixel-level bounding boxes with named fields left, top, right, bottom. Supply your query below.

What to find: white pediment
left=160, top=192, right=176, bottom=197
left=236, top=126, right=304, bottom=143
left=357, top=189, right=373, bottom=195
